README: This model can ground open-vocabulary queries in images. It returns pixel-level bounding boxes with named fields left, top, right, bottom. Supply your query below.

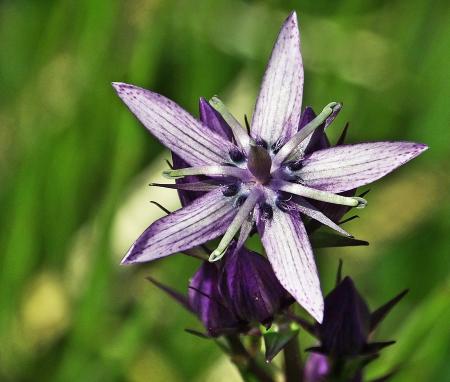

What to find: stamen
left=150, top=181, right=220, bottom=192
left=272, top=180, right=367, bottom=208
left=163, top=165, right=249, bottom=180
left=209, top=189, right=261, bottom=262
left=260, top=203, right=273, bottom=221
left=222, top=183, right=240, bottom=197
left=229, top=147, right=246, bottom=163
left=286, top=197, right=353, bottom=237
left=244, top=114, right=251, bottom=135
left=234, top=212, right=254, bottom=253
left=209, top=97, right=252, bottom=150
left=273, top=102, right=341, bottom=166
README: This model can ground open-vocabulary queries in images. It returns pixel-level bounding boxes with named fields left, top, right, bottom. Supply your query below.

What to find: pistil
left=247, top=144, right=272, bottom=184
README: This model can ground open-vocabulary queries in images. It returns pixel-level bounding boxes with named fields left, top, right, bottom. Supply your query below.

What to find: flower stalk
left=283, top=335, right=303, bottom=382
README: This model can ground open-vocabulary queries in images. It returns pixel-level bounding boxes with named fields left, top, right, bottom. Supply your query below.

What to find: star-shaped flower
left=113, top=12, right=427, bottom=322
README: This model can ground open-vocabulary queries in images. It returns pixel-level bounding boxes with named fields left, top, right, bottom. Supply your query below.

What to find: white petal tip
left=121, top=246, right=140, bottom=265
left=120, top=256, right=132, bottom=265
left=315, top=312, right=324, bottom=324
left=307, top=303, right=324, bottom=323
left=287, top=11, right=298, bottom=22
left=416, top=143, right=429, bottom=153
left=112, top=82, right=125, bottom=91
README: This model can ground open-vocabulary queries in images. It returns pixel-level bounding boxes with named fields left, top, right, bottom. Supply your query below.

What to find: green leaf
left=263, top=328, right=299, bottom=362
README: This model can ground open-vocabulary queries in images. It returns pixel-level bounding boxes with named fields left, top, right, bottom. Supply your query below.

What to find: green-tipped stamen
left=209, top=189, right=261, bottom=262
left=209, top=96, right=252, bottom=150
left=273, top=102, right=340, bottom=166
left=273, top=180, right=367, bottom=208
left=163, top=165, right=249, bottom=180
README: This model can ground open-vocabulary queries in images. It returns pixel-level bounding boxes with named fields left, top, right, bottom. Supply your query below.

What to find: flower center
left=247, top=144, right=272, bottom=185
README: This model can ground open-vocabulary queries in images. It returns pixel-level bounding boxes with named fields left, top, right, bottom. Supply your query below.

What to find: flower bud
left=189, top=261, right=244, bottom=337
left=220, top=244, right=293, bottom=325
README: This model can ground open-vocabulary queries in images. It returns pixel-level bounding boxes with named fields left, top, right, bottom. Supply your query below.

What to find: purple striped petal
left=251, top=12, right=304, bottom=146
left=113, top=83, right=234, bottom=166
left=297, top=142, right=428, bottom=193
left=199, top=97, right=233, bottom=141
left=122, top=189, right=237, bottom=264
left=258, top=208, right=323, bottom=322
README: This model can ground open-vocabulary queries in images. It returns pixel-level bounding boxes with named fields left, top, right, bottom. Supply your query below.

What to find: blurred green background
left=0, top=0, right=449, bottom=381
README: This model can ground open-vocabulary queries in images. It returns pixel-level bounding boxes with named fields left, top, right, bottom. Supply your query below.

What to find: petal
left=258, top=207, right=323, bottom=322
left=251, top=12, right=304, bottom=146
left=199, top=97, right=233, bottom=141
left=122, top=189, right=237, bottom=264
left=113, top=83, right=234, bottom=166
left=297, top=142, right=428, bottom=192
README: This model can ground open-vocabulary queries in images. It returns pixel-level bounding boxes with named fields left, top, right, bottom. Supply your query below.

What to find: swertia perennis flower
left=113, top=12, right=427, bottom=322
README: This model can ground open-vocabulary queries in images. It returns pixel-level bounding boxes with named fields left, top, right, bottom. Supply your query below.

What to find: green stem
left=225, top=335, right=274, bottom=382
left=283, top=334, right=303, bottom=382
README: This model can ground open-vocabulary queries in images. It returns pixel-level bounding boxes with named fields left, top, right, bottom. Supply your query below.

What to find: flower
left=304, top=274, right=408, bottom=357
left=150, top=241, right=292, bottom=337
left=188, top=260, right=245, bottom=337
left=113, top=11, right=427, bottom=322
left=219, top=242, right=293, bottom=325
left=304, top=353, right=330, bottom=382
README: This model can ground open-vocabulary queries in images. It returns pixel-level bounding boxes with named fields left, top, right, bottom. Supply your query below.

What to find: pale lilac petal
left=113, top=83, right=234, bottom=166
left=199, top=97, right=233, bottom=141
left=122, top=189, right=236, bottom=264
left=297, top=142, right=428, bottom=192
left=258, top=207, right=323, bottom=322
left=251, top=12, right=304, bottom=145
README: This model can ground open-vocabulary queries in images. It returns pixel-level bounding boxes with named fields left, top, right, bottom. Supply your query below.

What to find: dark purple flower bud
left=319, top=277, right=371, bottom=356
left=189, top=261, right=244, bottom=337
left=219, top=244, right=293, bottom=325
left=304, top=353, right=330, bottom=382
left=303, top=266, right=406, bottom=359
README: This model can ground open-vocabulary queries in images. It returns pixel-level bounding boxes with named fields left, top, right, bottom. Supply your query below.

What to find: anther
left=222, top=183, right=240, bottom=197
left=229, top=148, right=246, bottom=164
left=255, top=138, right=268, bottom=149
left=260, top=203, right=273, bottom=220
left=236, top=195, right=247, bottom=207
left=287, top=160, right=303, bottom=171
